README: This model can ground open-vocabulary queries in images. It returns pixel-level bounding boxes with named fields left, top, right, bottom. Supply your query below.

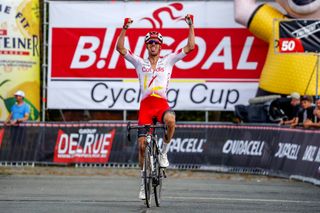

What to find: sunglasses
left=146, top=40, right=161, bottom=45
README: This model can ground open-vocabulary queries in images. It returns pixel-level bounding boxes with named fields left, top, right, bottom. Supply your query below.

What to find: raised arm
left=183, top=14, right=195, bottom=54
left=116, top=18, right=133, bottom=56
left=234, top=0, right=259, bottom=26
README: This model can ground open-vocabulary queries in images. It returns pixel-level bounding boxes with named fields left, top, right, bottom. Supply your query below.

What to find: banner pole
left=205, top=111, right=209, bottom=123
left=123, top=110, right=127, bottom=122
left=41, top=0, right=49, bottom=122
left=315, top=54, right=319, bottom=123
left=317, top=54, right=320, bottom=100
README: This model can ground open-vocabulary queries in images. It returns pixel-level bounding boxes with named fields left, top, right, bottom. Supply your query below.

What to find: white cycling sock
left=162, top=142, right=169, bottom=154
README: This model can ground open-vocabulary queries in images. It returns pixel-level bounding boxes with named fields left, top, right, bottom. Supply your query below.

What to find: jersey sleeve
left=166, top=49, right=187, bottom=65
left=248, top=4, right=285, bottom=42
left=24, top=104, right=30, bottom=115
left=124, top=50, right=142, bottom=68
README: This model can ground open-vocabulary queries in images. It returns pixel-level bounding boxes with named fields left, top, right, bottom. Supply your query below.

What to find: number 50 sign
left=277, top=20, right=320, bottom=54
left=278, top=38, right=304, bottom=53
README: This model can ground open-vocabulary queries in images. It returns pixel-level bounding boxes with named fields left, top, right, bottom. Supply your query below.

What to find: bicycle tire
left=144, top=147, right=152, bottom=208
left=154, top=143, right=162, bottom=207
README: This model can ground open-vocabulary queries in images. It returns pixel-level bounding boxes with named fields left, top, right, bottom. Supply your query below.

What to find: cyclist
left=116, top=14, right=195, bottom=200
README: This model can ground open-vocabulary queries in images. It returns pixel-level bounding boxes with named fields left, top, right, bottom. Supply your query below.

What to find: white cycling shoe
left=159, top=153, right=169, bottom=168
left=139, top=182, right=145, bottom=200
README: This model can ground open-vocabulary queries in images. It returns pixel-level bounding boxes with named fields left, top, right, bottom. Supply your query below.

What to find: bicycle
left=127, top=118, right=167, bottom=208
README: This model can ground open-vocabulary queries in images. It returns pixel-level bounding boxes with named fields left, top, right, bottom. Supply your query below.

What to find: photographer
left=269, top=92, right=301, bottom=125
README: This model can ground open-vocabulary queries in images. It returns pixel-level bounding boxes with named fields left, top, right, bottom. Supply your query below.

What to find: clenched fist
left=123, top=18, right=133, bottom=29
left=185, top=14, right=194, bottom=26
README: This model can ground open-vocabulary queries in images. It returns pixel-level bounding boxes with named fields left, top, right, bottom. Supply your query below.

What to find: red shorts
left=138, top=96, right=170, bottom=125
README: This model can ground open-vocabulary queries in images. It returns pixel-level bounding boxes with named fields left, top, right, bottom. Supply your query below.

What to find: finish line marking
left=166, top=196, right=320, bottom=204
left=1, top=197, right=319, bottom=205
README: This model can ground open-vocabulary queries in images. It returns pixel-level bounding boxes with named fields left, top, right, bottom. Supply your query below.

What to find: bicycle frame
left=127, top=122, right=167, bottom=207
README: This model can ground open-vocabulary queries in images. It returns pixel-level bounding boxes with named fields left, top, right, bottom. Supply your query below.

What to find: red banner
left=0, top=128, right=4, bottom=148
left=51, top=28, right=268, bottom=80
left=53, top=128, right=115, bottom=163
left=48, top=1, right=267, bottom=110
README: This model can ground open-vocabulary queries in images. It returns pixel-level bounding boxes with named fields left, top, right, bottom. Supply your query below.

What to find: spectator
left=269, top=92, right=300, bottom=125
left=4, top=90, right=30, bottom=126
left=291, top=95, right=314, bottom=128
left=304, top=98, right=320, bottom=128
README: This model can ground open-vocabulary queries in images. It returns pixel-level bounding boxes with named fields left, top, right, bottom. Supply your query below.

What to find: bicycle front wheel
left=144, top=148, right=152, bottom=208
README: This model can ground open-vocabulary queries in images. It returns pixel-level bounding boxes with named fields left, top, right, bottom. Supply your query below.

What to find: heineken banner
left=0, top=122, right=319, bottom=184
left=278, top=19, right=320, bottom=53
left=47, top=1, right=268, bottom=110
left=0, top=0, right=41, bottom=121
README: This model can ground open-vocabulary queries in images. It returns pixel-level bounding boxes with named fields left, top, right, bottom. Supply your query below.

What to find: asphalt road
left=0, top=167, right=319, bottom=213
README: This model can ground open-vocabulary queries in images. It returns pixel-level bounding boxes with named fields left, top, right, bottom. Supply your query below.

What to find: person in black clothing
left=269, top=92, right=300, bottom=125
left=304, top=98, right=320, bottom=128
left=291, top=95, right=315, bottom=128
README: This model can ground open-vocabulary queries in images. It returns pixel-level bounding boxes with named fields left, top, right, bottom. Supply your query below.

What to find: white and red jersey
left=124, top=49, right=186, bottom=101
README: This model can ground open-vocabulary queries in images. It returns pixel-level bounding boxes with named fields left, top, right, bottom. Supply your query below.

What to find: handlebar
left=128, top=124, right=166, bottom=130
left=127, top=122, right=167, bottom=142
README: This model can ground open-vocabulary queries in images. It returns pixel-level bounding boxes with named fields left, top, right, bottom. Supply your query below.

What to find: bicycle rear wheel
left=144, top=148, right=152, bottom=208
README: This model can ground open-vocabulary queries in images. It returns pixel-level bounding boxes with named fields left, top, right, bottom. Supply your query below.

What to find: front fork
left=146, top=135, right=155, bottom=173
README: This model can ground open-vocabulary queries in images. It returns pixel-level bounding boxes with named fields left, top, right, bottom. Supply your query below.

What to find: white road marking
left=166, top=196, right=320, bottom=204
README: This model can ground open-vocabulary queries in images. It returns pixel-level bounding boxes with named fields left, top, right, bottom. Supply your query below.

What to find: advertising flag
left=0, top=0, right=41, bottom=121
